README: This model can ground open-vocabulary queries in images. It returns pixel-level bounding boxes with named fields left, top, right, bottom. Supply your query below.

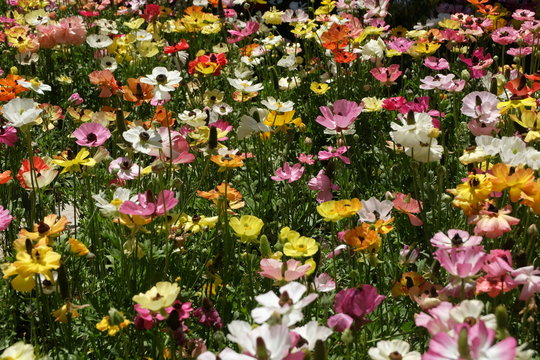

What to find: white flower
left=179, top=109, right=207, bottom=128
left=227, top=78, right=264, bottom=92
left=475, top=135, right=500, bottom=156
left=15, top=52, right=39, bottom=66
left=17, top=78, right=51, bottom=95
left=357, top=38, right=387, bottom=61
left=277, top=54, right=298, bottom=69
left=94, top=19, right=118, bottom=35
left=93, top=187, right=134, bottom=217
left=24, top=9, right=49, bottom=26
left=140, top=67, right=182, bottom=101
left=135, top=30, right=153, bottom=41
left=100, top=56, right=118, bottom=72
left=237, top=108, right=272, bottom=140
left=251, top=281, right=318, bottom=326
left=0, top=342, right=35, bottom=360
left=405, top=140, right=443, bottom=163
left=358, top=197, right=393, bottom=222
left=278, top=76, right=301, bottom=91
left=449, top=300, right=496, bottom=333
left=1, top=98, right=42, bottom=128
left=261, top=97, right=295, bottom=112
left=368, top=340, right=421, bottom=360
left=525, top=148, right=540, bottom=170
left=499, top=136, right=527, bottom=166
left=225, top=321, right=291, bottom=360
left=293, top=321, right=333, bottom=351
left=86, top=34, right=113, bottom=48
left=122, top=126, right=161, bottom=154
left=234, top=66, right=254, bottom=79
left=390, top=112, right=433, bottom=148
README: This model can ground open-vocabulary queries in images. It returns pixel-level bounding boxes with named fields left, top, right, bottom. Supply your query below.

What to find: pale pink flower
left=227, top=21, right=259, bottom=44
left=271, top=162, right=305, bottom=183
left=435, top=246, right=486, bottom=279
left=468, top=205, right=520, bottom=239
left=56, top=16, right=87, bottom=45
left=149, top=127, right=195, bottom=164
left=309, top=170, right=339, bottom=203
left=36, top=24, right=59, bottom=48
left=423, top=321, right=516, bottom=360
left=72, top=123, right=111, bottom=147
left=512, top=9, right=535, bottom=21
left=491, top=27, right=519, bottom=45
left=430, top=229, right=482, bottom=250
left=318, top=146, right=350, bottom=164
left=259, top=258, right=311, bottom=282
left=314, top=273, right=336, bottom=292
left=506, top=47, right=532, bottom=57
left=468, top=119, right=499, bottom=136
left=109, top=157, right=142, bottom=181
left=461, top=91, right=500, bottom=124
left=393, top=193, right=423, bottom=226
left=511, top=266, right=540, bottom=301
left=315, top=99, right=363, bottom=133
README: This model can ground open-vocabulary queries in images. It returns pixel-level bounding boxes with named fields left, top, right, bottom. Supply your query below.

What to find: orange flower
left=89, top=70, right=120, bottom=98
left=333, top=50, right=358, bottom=64
left=0, top=170, right=12, bottom=184
left=321, top=23, right=350, bottom=51
left=0, top=74, right=28, bottom=101
left=15, top=215, right=70, bottom=251
left=488, top=163, right=535, bottom=202
left=240, top=44, right=259, bottom=57
left=197, top=182, right=245, bottom=210
left=343, top=223, right=381, bottom=252
left=210, top=153, right=244, bottom=170
left=391, top=271, right=427, bottom=297
left=122, top=78, right=154, bottom=106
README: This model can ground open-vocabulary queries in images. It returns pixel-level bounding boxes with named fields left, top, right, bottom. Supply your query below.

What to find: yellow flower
left=229, top=215, right=264, bottom=243
left=52, top=148, right=96, bottom=174
left=361, top=97, right=384, bottom=112
left=262, top=8, right=284, bottom=25
left=304, top=258, right=316, bottom=276
left=510, top=110, right=540, bottom=142
left=409, top=42, right=441, bottom=56
left=133, top=282, right=180, bottom=312
left=5, top=246, right=61, bottom=291
left=52, top=302, right=88, bottom=323
left=283, top=231, right=319, bottom=257
left=176, top=213, right=219, bottom=233
left=0, top=341, right=35, bottom=360
left=310, top=82, right=330, bottom=95
left=16, top=214, right=69, bottom=251
left=438, top=19, right=461, bottom=29
left=96, top=311, right=131, bottom=336
left=497, top=97, right=537, bottom=114
left=68, top=238, right=89, bottom=256
left=317, top=199, right=362, bottom=222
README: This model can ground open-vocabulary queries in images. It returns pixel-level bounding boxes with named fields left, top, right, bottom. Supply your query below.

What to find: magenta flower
left=259, top=258, right=311, bottom=282
left=491, top=27, right=519, bottom=45
left=68, top=92, right=84, bottom=105
left=72, top=122, right=111, bottom=147
left=423, top=56, right=450, bottom=71
left=134, top=304, right=156, bottom=330
left=318, top=146, right=350, bottom=164
left=430, top=229, right=482, bottom=250
left=308, top=170, right=340, bottom=203
left=0, top=126, right=18, bottom=147
left=227, top=21, right=259, bottom=43
left=315, top=99, right=363, bottom=133
left=382, top=96, right=407, bottom=111
left=423, top=321, right=517, bottom=360
left=386, top=37, right=414, bottom=53
left=271, top=162, right=305, bottom=183
left=194, top=298, right=222, bottom=329
left=0, top=205, right=13, bottom=231
left=460, top=48, right=493, bottom=78
left=119, top=190, right=178, bottom=217
left=109, top=157, right=142, bottom=181
left=370, top=64, right=402, bottom=86
left=330, top=285, right=385, bottom=330
left=512, top=266, right=540, bottom=301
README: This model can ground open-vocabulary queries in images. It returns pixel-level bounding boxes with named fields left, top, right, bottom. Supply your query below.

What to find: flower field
left=0, top=0, right=540, bottom=358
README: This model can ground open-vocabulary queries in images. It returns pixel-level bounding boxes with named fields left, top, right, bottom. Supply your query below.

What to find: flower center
left=389, top=351, right=403, bottom=360
left=86, top=133, right=97, bottom=143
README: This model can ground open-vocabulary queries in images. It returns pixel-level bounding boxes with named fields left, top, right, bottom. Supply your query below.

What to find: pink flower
left=415, top=301, right=454, bottom=336
left=315, top=99, right=363, bottom=133
left=0, top=206, right=13, bottom=231
left=475, top=250, right=516, bottom=297
left=423, top=321, right=516, bottom=360
left=227, top=21, right=259, bottom=43
left=318, top=146, right=350, bottom=164
left=259, top=258, right=311, bottom=282
left=370, top=64, right=402, bottom=86
left=512, top=9, right=535, bottom=21
left=491, top=27, right=519, bottom=45
left=271, top=162, right=305, bottom=183
left=386, top=37, right=414, bottom=53
left=467, top=120, right=499, bottom=136
left=0, top=126, right=18, bottom=147
left=461, top=91, right=500, bottom=124
left=72, top=123, right=111, bottom=147
left=119, top=190, right=178, bottom=217
left=430, top=229, right=482, bottom=250
left=36, top=24, right=59, bottom=48
left=109, top=157, right=142, bottom=181
left=435, top=246, right=486, bottom=279
left=506, top=47, right=532, bottom=57
left=511, top=266, right=540, bottom=301
left=460, top=48, right=493, bottom=79
left=142, top=4, right=160, bottom=23
left=134, top=304, right=156, bottom=330
left=468, top=204, right=520, bottom=239
left=68, top=93, right=84, bottom=105
left=382, top=96, right=407, bottom=111
left=56, top=16, right=87, bottom=46
left=149, top=127, right=195, bottom=164
left=194, top=298, right=222, bottom=329
left=327, top=313, right=354, bottom=332
left=423, top=57, right=450, bottom=71
left=308, top=170, right=339, bottom=203
left=420, top=74, right=465, bottom=92
left=297, top=153, right=315, bottom=165
left=332, top=285, right=385, bottom=330
left=393, top=193, right=423, bottom=226
left=314, top=273, right=336, bottom=292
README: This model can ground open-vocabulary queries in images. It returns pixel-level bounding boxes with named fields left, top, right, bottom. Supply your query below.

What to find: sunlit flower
left=133, top=281, right=180, bottom=312
left=229, top=215, right=264, bottom=243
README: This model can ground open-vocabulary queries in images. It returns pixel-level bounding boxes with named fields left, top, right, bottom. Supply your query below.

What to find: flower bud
left=457, top=327, right=470, bottom=359
left=10, top=66, right=18, bottom=75
left=259, top=235, right=272, bottom=257
left=108, top=308, right=126, bottom=326
left=527, top=224, right=538, bottom=238
left=460, top=69, right=470, bottom=81
left=313, top=339, right=328, bottom=360
left=341, top=329, right=354, bottom=345
left=495, top=305, right=510, bottom=339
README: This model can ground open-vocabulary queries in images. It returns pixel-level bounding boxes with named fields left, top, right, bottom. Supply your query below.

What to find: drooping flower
left=370, top=64, right=402, bottom=86
left=308, top=170, right=340, bottom=203
left=315, top=99, right=363, bottom=134
left=1, top=98, right=42, bottom=128
left=0, top=206, right=13, bottom=231
left=318, top=146, right=351, bottom=164
left=512, top=266, right=540, bottom=301
left=468, top=204, right=520, bottom=239
left=393, top=193, right=423, bottom=226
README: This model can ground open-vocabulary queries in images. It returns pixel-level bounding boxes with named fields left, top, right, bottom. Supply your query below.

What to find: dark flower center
left=86, top=133, right=97, bottom=143
left=156, top=74, right=167, bottom=83
left=139, top=131, right=150, bottom=141
left=389, top=352, right=403, bottom=360
left=38, top=221, right=50, bottom=234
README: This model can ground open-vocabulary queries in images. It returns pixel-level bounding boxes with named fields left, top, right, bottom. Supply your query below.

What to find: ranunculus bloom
left=309, top=170, right=340, bottom=203
left=370, top=64, right=402, bottom=86
left=332, top=285, right=385, bottom=329
left=72, top=123, right=111, bottom=147
left=271, top=162, right=305, bottom=183
left=0, top=126, right=18, bottom=146
left=0, top=205, right=13, bottom=231
left=468, top=204, right=520, bottom=238
left=259, top=258, right=311, bottom=282
left=119, top=190, right=178, bottom=217
left=316, top=99, right=363, bottom=133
